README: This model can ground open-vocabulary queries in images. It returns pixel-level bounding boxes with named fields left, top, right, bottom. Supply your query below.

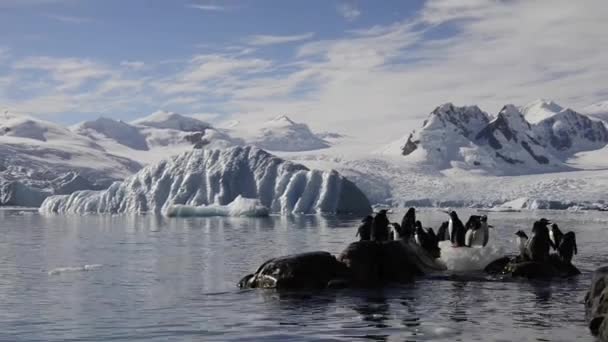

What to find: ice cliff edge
left=39, top=146, right=372, bottom=215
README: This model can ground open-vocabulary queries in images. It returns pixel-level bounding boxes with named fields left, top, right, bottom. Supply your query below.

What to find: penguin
left=371, top=210, right=390, bottom=242
left=436, top=221, right=449, bottom=241
left=480, top=215, right=492, bottom=247
left=400, top=207, right=416, bottom=241
left=414, top=221, right=427, bottom=247
left=356, top=215, right=373, bottom=241
left=515, top=230, right=529, bottom=260
left=549, top=223, right=563, bottom=250
left=464, top=215, right=482, bottom=247
left=423, top=227, right=440, bottom=258
left=557, top=231, right=577, bottom=263
left=448, top=211, right=466, bottom=247
left=391, top=223, right=403, bottom=241
left=526, top=219, right=552, bottom=262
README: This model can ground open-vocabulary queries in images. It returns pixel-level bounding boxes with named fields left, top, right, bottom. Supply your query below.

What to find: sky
left=1, top=0, right=608, bottom=141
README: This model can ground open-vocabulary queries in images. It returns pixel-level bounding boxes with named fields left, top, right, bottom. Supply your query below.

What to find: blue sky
left=1, top=0, right=608, bottom=139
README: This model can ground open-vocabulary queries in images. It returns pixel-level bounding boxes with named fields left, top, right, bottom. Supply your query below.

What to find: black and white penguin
left=526, top=219, right=552, bottom=262
left=449, top=211, right=466, bottom=247
left=414, top=221, right=427, bottom=246
left=436, top=221, right=449, bottom=241
left=480, top=215, right=492, bottom=247
left=424, top=227, right=440, bottom=257
left=515, top=230, right=529, bottom=260
left=550, top=223, right=563, bottom=250
left=400, top=207, right=416, bottom=241
left=558, top=231, right=577, bottom=263
left=371, top=210, right=390, bottom=242
left=464, top=215, right=482, bottom=247
left=356, top=215, right=373, bottom=241
left=391, top=223, right=403, bottom=241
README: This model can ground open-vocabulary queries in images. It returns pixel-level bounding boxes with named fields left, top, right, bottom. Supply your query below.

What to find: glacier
left=39, top=146, right=372, bottom=215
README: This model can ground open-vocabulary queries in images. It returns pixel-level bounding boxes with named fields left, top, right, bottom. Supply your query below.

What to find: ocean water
left=0, top=208, right=607, bottom=341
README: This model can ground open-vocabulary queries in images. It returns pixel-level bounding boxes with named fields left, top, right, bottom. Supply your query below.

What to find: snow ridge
left=226, top=115, right=331, bottom=152
left=390, top=101, right=608, bottom=175
left=39, top=146, right=372, bottom=215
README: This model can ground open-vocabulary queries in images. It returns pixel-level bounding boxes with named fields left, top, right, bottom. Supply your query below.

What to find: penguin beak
left=440, top=210, right=450, bottom=215
left=488, top=225, right=495, bottom=229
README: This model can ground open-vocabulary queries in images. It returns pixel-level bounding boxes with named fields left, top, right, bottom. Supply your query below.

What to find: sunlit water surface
left=1, top=209, right=607, bottom=341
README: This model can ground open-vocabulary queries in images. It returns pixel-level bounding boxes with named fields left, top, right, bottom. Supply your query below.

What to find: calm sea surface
left=1, top=208, right=607, bottom=341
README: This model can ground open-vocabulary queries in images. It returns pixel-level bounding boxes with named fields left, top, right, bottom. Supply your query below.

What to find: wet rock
left=238, top=251, right=350, bottom=289
left=485, top=254, right=580, bottom=278
left=338, top=240, right=424, bottom=287
left=586, top=266, right=608, bottom=340
left=484, top=256, right=512, bottom=274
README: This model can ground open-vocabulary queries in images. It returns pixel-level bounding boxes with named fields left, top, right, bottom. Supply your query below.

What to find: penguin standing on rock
left=436, top=221, right=449, bottom=241
left=526, top=218, right=552, bottom=262
left=550, top=223, right=563, bottom=250
left=356, top=216, right=373, bottom=241
left=515, top=230, right=529, bottom=261
left=448, top=211, right=466, bottom=247
left=558, top=231, right=578, bottom=263
left=414, top=221, right=428, bottom=247
left=464, top=215, right=482, bottom=247
left=371, top=210, right=390, bottom=242
left=391, top=223, right=402, bottom=241
left=480, top=215, right=492, bottom=247
left=400, top=208, right=416, bottom=241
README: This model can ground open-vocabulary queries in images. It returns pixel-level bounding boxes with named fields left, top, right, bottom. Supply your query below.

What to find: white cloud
left=14, top=56, right=112, bottom=90
left=4, top=0, right=608, bottom=146
left=155, top=54, right=272, bottom=95
left=120, top=60, right=145, bottom=70
left=219, top=0, right=608, bottom=142
left=0, top=47, right=9, bottom=62
left=247, top=33, right=315, bottom=46
left=337, top=2, right=361, bottom=21
left=45, top=14, right=94, bottom=24
left=187, top=3, right=227, bottom=11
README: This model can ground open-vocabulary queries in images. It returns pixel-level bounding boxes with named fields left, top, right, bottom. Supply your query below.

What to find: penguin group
left=356, top=209, right=579, bottom=267
left=436, top=211, right=493, bottom=247
left=514, top=218, right=577, bottom=264
left=356, top=208, right=441, bottom=258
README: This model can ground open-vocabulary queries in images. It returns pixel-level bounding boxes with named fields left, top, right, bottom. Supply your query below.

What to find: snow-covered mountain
left=73, top=117, right=150, bottom=150
left=583, top=100, right=608, bottom=122
left=72, top=111, right=241, bottom=164
left=224, top=115, right=331, bottom=152
left=384, top=101, right=608, bottom=175
left=40, top=146, right=372, bottom=215
left=0, top=112, right=141, bottom=206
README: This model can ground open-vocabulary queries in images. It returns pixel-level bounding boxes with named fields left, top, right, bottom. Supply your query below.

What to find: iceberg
left=438, top=241, right=506, bottom=272
left=39, top=146, right=372, bottom=215
left=165, top=195, right=269, bottom=217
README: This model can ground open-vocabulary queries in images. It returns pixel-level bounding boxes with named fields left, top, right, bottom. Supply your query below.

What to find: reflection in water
left=351, top=292, right=390, bottom=341
left=449, top=281, right=469, bottom=324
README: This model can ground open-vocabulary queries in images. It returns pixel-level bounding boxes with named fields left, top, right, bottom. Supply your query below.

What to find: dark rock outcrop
left=239, top=241, right=443, bottom=290
left=238, top=251, right=350, bottom=289
left=586, top=266, right=608, bottom=340
left=337, top=240, right=424, bottom=286
left=484, top=254, right=580, bottom=278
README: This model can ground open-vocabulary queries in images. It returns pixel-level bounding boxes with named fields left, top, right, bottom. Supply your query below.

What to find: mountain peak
left=269, top=115, right=296, bottom=126
left=520, top=99, right=564, bottom=124
left=132, top=110, right=211, bottom=132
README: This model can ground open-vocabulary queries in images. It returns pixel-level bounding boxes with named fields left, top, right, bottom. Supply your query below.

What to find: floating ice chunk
left=438, top=241, right=505, bottom=272
left=48, top=264, right=103, bottom=275
left=165, top=195, right=269, bottom=217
